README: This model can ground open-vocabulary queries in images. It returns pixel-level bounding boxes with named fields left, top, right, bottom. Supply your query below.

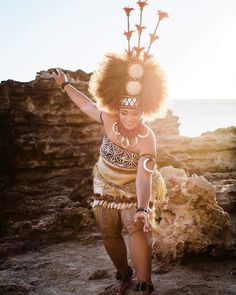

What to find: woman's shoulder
left=137, top=124, right=157, bottom=156
left=142, top=124, right=156, bottom=143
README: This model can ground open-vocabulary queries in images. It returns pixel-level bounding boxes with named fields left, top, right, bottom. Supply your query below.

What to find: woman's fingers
left=143, top=217, right=151, bottom=232
left=134, top=212, right=151, bottom=232
left=54, top=68, right=61, bottom=78
left=142, top=215, right=150, bottom=232
left=56, top=68, right=62, bottom=76
left=52, top=69, right=59, bottom=79
left=51, top=68, right=67, bottom=86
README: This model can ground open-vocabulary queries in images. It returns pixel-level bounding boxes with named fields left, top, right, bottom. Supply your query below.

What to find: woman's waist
left=96, top=156, right=137, bottom=186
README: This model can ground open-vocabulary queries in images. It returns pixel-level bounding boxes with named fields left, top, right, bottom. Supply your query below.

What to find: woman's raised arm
left=53, top=68, right=102, bottom=123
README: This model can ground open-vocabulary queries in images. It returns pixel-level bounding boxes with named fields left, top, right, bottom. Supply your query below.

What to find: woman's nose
left=127, top=116, right=134, bottom=122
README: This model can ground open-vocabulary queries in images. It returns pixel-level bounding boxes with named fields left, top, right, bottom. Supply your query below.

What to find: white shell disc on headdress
left=128, top=63, right=144, bottom=79
left=126, top=80, right=142, bottom=95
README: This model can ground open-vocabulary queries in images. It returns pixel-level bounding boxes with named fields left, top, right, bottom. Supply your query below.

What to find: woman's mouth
left=124, top=122, right=137, bottom=129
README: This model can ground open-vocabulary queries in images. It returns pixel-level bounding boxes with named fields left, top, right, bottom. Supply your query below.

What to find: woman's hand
left=52, top=68, right=67, bottom=86
left=134, top=211, right=151, bottom=232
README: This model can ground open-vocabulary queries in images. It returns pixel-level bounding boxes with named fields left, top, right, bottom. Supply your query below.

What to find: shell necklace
left=112, top=120, right=149, bottom=148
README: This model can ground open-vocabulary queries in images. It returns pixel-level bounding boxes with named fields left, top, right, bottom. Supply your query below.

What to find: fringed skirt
left=91, top=156, right=167, bottom=210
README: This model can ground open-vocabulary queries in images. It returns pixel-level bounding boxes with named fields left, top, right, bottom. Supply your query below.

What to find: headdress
left=89, top=1, right=169, bottom=121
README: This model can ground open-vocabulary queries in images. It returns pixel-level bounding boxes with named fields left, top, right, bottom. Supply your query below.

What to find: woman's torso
left=100, top=134, right=139, bottom=169
left=93, top=112, right=167, bottom=205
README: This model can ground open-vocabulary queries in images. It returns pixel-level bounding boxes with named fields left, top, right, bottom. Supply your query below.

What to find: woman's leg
left=93, top=206, right=133, bottom=294
left=102, top=235, right=129, bottom=273
left=121, top=208, right=154, bottom=295
left=129, top=230, right=152, bottom=295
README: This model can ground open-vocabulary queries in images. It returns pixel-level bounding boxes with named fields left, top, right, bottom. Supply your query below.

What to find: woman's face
left=119, top=108, right=142, bottom=130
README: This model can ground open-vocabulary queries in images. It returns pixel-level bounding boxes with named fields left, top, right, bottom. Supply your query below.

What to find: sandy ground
left=0, top=231, right=236, bottom=295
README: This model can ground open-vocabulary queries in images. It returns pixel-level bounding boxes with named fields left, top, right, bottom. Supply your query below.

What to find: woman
left=52, top=50, right=167, bottom=295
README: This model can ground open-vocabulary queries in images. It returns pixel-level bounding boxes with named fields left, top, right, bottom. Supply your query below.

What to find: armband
left=138, top=154, right=157, bottom=173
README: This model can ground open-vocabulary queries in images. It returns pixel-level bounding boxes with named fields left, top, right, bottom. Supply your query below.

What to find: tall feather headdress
left=89, top=1, right=169, bottom=121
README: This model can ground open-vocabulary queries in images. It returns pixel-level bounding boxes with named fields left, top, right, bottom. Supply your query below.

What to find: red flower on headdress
left=149, top=33, right=159, bottom=43
left=135, top=24, right=146, bottom=34
left=126, top=49, right=134, bottom=58
left=137, top=0, right=148, bottom=10
left=143, top=51, right=153, bottom=61
left=133, top=46, right=145, bottom=57
left=124, top=30, right=134, bottom=41
left=158, top=10, right=169, bottom=21
left=123, top=6, right=134, bottom=16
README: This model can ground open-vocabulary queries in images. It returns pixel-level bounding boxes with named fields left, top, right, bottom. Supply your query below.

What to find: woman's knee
left=129, top=229, right=152, bottom=247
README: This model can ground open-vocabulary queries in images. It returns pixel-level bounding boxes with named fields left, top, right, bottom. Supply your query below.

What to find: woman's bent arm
left=53, top=68, right=101, bottom=123
left=63, top=84, right=101, bottom=122
left=135, top=130, right=157, bottom=209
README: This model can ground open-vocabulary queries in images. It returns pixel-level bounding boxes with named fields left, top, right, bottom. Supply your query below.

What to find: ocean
left=168, top=99, right=236, bottom=138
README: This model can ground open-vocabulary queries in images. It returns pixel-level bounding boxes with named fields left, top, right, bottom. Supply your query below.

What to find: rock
left=0, top=73, right=104, bottom=187
left=160, top=126, right=236, bottom=176
left=229, top=267, right=236, bottom=275
left=54, top=206, right=95, bottom=231
left=0, top=176, right=95, bottom=257
left=0, top=285, right=29, bottom=295
left=99, top=282, right=137, bottom=295
left=157, top=126, right=236, bottom=211
left=156, top=149, right=189, bottom=173
left=78, top=232, right=102, bottom=245
left=152, top=265, right=170, bottom=275
left=88, top=269, right=109, bottom=280
left=153, top=166, right=235, bottom=263
left=210, top=178, right=236, bottom=212
left=151, top=113, right=181, bottom=138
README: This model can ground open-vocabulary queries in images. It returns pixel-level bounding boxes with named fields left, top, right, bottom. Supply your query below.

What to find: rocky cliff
left=0, top=69, right=235, bottom=258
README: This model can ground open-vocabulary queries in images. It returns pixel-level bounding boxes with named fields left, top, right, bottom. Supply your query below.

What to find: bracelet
left=136, top=207, right=149, bottom=214
left=60, top=81, right=71, bottom=92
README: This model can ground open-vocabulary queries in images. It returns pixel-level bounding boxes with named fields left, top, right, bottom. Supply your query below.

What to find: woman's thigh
left=93, top=206, right=123, bottom=238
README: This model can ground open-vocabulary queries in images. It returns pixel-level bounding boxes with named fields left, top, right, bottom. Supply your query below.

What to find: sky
left=1, top=0, right=236, bottom=100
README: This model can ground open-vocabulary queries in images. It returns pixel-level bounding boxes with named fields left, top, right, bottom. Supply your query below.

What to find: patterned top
left=100, top=135, right=139, bottom=169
